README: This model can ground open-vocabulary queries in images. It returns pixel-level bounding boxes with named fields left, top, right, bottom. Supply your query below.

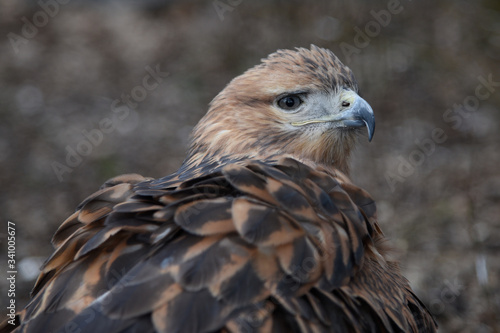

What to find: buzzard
left=4, top=46, right=437, bottom=332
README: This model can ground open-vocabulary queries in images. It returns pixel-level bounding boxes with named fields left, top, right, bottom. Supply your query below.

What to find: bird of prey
left=3, top=45, right=437, bottom=332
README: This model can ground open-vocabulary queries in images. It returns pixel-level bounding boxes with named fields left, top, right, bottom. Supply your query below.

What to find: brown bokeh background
left=1, top=0, right=499, bottom=331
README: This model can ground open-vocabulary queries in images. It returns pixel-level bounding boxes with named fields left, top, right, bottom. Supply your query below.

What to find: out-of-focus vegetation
left=0, top=1, right=499, bottom=331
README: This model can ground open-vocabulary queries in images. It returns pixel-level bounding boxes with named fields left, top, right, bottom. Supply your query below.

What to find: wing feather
left=9, top=159, right=436, bottom=333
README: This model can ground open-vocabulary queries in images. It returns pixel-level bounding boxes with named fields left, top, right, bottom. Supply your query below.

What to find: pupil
left=286, top=97, right=295, bottom=107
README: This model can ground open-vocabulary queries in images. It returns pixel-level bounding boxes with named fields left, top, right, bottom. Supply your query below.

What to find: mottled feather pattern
left=10, top=157, right=435, bottom=333
left=1, top=46, right=437, bottom=333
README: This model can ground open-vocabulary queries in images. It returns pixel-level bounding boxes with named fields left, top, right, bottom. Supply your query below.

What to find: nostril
left=342, top=101, right=350, bottom=107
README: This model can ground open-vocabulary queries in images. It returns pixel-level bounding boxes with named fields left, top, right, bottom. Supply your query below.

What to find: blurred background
left=0, top=0, right=499, bottom=331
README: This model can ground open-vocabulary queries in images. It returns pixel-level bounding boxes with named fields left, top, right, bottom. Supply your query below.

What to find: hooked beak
left=338, top=95, right=375, bottom=142
left=291, top=93, right=376, bottom=142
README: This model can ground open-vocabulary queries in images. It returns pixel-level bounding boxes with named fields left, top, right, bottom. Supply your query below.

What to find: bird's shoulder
left=15, top=157, right=435, bottom=333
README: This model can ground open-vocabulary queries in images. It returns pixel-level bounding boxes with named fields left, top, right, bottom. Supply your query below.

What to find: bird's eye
left=342, top=101, right=350, bottom=107
left=277, top=95, right=302, bottom=111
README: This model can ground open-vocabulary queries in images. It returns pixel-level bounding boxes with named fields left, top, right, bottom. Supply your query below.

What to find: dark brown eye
left=277, top=95, right=302, bottom=111
left=342, top=101, right=350, bottom=107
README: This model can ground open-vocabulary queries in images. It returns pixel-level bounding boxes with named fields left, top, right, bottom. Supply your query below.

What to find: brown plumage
left=3, top=46, right=437, bottom=333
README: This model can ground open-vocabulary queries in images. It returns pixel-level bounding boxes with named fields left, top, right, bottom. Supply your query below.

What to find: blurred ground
left=0, top=0, right=499, bottom=332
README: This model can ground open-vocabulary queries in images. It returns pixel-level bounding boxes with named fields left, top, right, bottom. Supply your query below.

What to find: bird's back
left=5, top=157, right=436, bottom=333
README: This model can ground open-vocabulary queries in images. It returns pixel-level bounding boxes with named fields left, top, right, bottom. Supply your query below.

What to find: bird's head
left=187, top=45, right=375, bottom=175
